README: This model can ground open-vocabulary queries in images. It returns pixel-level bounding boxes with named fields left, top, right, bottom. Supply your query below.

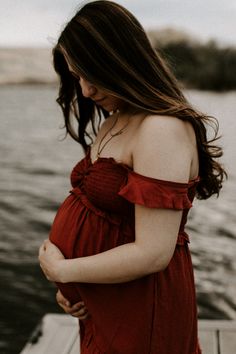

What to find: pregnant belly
left=49, top=192, right=133, bottom=304
left=49, top=192, right=128, bottom=259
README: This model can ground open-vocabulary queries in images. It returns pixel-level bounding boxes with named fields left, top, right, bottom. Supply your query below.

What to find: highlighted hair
left=53, top=0, right=226, bottom=199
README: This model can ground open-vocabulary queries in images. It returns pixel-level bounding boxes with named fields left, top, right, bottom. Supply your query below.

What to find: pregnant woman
left=39, top=1, right=226, bottom=353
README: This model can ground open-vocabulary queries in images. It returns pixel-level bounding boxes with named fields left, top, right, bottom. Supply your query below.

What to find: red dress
left=50, top=148, right=202, bottom=354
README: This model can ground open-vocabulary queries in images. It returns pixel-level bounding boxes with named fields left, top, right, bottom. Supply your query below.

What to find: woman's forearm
left=58, top=241, right=168, bottom=284
left=39, top=207, right=179, bottom=284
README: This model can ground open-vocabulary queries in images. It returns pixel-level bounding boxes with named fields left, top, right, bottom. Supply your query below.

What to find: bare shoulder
left=137, top=114, right=194, bottom=140
left=135, top=114, right=196, bottom=154
left=133, top=114, right=197, bottom=182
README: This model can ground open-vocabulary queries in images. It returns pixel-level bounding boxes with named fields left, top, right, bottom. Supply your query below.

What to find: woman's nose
left=80, top=77, right=97, bottom=98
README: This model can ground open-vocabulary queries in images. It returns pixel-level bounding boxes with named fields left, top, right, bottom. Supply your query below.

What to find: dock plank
left=69, top=337, right=80, bottom=354
left=198, top=330, right=218, bottom=354
left=220, top=331, right=236, bottom=354
left=20, top=315, right=236, bottom=354
left=20, top=315, right=78, bottom=354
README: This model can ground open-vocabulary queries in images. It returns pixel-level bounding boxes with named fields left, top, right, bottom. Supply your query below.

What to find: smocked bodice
left=71, top=154, right=132, bottom=215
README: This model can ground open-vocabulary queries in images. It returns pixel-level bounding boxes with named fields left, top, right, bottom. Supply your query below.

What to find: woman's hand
left=56, top=290, right=89, bottom=320
left=38, top=239, right=65, bottom=282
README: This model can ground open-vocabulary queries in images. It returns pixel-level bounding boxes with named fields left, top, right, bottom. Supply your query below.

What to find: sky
left=0, top=0, right=236, bottom=47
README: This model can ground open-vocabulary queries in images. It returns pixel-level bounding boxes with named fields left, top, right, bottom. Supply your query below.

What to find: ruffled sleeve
left=118, top=171, right=195, bottom=210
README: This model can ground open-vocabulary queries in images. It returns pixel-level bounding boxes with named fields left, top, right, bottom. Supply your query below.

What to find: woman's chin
left=100, top=102, right=116, bottom=112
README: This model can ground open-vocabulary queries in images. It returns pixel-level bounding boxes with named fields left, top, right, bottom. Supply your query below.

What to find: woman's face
left=79, top=76, right=123, bottom=112
left=67, top=61, right=124, bottom=112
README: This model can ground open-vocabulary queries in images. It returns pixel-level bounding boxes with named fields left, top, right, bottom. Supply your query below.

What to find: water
left=0, top=85, right=235, bottom=353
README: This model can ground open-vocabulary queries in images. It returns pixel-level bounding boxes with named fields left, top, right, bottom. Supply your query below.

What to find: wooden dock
left=20, top=314, right=236, bottom=354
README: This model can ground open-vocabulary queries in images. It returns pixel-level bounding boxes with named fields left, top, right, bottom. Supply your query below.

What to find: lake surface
left=0, top=85, right=235, bottom=354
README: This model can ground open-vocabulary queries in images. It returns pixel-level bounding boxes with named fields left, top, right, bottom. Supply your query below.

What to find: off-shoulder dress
left=49, top=148, right=201, bottom=354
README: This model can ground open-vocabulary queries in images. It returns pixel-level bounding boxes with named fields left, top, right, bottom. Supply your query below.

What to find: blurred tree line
left=149, top=31, right=236, bottom=91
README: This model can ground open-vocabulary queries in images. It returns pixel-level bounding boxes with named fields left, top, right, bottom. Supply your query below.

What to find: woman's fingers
left=71, top=303, right=87, bottom=315
left=56, top=291, right=89, bottom=319
left=56, top=291, right=72, bottom=314
left=56, top=290, right=71, bottom=307
left=73, top=312, right=89, bottom=320
left=71, top=308, right=88, bottom=320
left=68, top=303, right=89, bottom=319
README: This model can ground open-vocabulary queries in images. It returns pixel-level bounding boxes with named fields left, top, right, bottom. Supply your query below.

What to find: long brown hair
left=52, top=0, right=226, bottom=199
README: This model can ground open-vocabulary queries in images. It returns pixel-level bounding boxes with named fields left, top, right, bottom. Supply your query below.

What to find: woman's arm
left=39, top=115, right=195, bottom=284
left=39, top=206, right=182, bottom=284
left=59, top=208, right=182, bottom=283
